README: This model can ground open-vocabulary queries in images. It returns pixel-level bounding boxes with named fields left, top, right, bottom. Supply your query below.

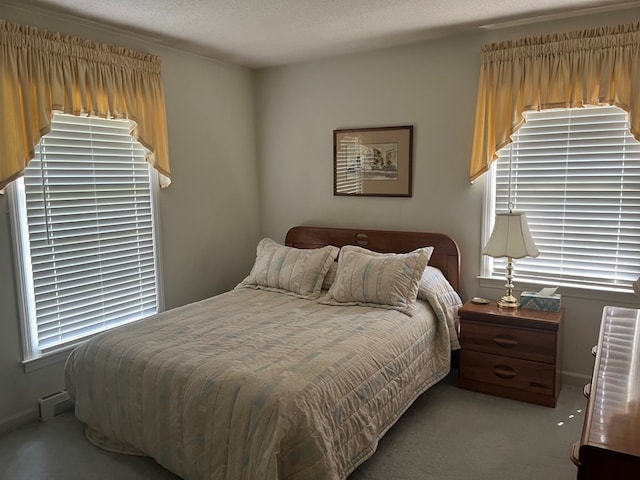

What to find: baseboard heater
left=38, top=390, right=73, bottom=420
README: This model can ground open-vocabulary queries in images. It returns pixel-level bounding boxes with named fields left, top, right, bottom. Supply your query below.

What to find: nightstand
left=457, top=300, right=563, bottom=407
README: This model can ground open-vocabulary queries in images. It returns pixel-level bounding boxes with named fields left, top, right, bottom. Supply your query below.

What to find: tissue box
left=520, top=291, right=561, bottom=312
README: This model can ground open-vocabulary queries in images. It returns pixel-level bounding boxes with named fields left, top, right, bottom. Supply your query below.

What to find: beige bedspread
left=65, top=286, right=459, bottom=480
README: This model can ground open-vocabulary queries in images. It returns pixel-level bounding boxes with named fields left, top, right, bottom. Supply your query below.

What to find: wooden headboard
left=285, top=226, right=461, bottom=292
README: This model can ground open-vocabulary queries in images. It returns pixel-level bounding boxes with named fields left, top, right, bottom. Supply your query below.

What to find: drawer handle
left=591, top=345, right=597, bottom=357
left=530, top=381, right=548, bottom=389
left=493, top=364, right=517, bottom=379
left=583, top=383, right=591, bottom=398
left=570, top=441, right=581, bottom=467
left=493, top=334, right=518, bottom=348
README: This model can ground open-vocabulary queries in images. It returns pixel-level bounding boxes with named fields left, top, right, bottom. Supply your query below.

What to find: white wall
left=0, top=5, right=261, bottom=430
left=254, top=8, right=640, bottom=384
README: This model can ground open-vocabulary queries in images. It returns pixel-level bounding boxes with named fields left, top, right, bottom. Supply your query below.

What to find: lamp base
left=497, top=294, right=520, bottom=309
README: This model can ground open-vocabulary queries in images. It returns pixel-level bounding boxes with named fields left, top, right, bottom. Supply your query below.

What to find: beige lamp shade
left=483, top=212, right=539, bottom=259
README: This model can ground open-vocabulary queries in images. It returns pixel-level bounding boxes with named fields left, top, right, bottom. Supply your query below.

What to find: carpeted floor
left=349, top=373, right=584, bottom=480
left=0, top=371, right=584, bottom=480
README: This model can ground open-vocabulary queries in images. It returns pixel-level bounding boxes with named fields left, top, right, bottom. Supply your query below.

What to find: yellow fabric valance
left=470, top=22, right=640, bottom=182
left=0, top=19, right=171, bottom=190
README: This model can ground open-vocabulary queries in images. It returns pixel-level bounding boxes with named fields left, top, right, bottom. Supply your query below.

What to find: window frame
left=8, top=115, right=164, bottom=370
left=480, top=106, right=640, bottom=301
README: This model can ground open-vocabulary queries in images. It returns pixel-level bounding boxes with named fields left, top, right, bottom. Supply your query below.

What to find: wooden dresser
left=571, top=305, right=640, bottom=478
left=457, top=300, right=563, bottom=407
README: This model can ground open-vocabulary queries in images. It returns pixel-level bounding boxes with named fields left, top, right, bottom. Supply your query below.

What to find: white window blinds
left=11, top=114, right=160, bottom=359
left=335, top=136, right=364, bottom=194
left=489, top=106, right=640, bottom=291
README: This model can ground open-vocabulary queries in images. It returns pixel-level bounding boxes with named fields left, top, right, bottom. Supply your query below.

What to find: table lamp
left=483, top=211, right=539, bottom=308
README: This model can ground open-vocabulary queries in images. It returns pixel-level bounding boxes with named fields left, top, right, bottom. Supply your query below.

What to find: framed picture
left=333, top=125, right=413, bottom=197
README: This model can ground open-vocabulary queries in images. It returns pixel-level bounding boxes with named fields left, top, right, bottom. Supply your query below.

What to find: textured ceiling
left=4, top=0, right=640, bottom=67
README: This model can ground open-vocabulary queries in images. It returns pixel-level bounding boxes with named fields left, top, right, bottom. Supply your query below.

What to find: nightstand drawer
left=459, top=321, right=556, bottom=364
left=459, top=350, right=555, bottom=397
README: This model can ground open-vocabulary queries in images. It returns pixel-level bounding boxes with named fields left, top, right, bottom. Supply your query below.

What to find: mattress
left=65, top=285, right=459, bottom=480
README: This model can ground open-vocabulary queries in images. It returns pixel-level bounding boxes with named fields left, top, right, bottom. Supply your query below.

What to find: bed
left=65, top=225, right=462, bottom=480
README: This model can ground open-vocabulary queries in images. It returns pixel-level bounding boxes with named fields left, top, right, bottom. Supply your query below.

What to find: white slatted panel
left=23, top=114, right=158, bottom=352
left=491, top=106, right=640, bottom=290
left=335, top=136, right=364, bottom=194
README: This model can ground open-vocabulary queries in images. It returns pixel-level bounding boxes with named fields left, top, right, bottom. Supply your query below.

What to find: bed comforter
left=65, top=284, right=460, bottom=480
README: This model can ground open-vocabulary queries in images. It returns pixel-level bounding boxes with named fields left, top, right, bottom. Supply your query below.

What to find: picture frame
left=333, top=125, right=413, bottom=197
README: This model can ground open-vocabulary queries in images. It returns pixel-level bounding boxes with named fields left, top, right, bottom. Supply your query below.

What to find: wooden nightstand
left=457, top=300, right=563, bottom=407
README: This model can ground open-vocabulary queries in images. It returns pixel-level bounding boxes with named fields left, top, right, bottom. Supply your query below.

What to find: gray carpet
left=0, top=372, right=584, bottom=479
left=349, top=373, right=583, bottom=480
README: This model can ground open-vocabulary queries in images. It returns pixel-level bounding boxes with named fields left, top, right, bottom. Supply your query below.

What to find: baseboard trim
left=0, top=407, right=38, bottom=435
left=562, top=370, right=591, bottom=386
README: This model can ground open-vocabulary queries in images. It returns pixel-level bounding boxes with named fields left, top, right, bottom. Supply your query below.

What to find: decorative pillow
left=237, top=238, right=339, bottom=299
left=322, top=262, right=338, bottom=290
left=319, top=245, right=433, bottom=315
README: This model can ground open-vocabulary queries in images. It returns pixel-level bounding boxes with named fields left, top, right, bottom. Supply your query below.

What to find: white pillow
left=321, top=262, right=338, bottom=290
left=237, top=238, right=339, bottom=299
left=319, top=245, right=433, bottom=315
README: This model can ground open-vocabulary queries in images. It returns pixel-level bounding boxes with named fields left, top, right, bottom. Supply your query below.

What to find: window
left=9, top=114, right=162, bottom=361
left=483, top=106, right=640, bottom=292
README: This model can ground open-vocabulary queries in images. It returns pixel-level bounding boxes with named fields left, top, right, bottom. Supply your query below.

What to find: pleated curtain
left=0, top=19, right=171, bottom=190
left=470, top=22, right=640, bottom=182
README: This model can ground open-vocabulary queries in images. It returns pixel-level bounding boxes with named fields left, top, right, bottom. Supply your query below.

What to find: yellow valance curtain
left=470, top=22, right=640, bottom=182
left=0, top=19, right=171, bottom=190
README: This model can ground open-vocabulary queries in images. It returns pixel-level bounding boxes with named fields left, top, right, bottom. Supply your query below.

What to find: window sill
left=477, top=276, right=638, bottom=305
left=21, top=345, right=77, bottom=373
